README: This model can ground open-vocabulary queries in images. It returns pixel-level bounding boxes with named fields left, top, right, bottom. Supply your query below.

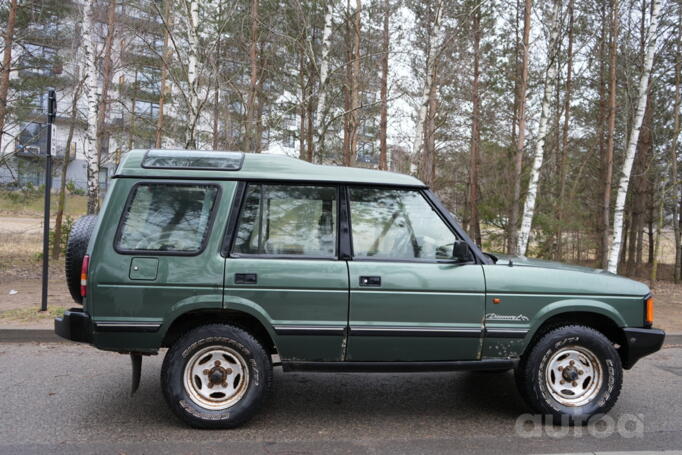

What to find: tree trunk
left=601, top=0, right=619, bottom=269
left=555, top=0, right=574, bottom=261
left=185, top=0, right=200, bottom=149
left=468, top=3, right=482, bottom=245
left=348, top=0, right=362, bottom=161
left=95, top=0, right=117, bottom=169
left=672, top=5, right=681, bottom=282
left=650, top=191, right=664, bottom=283
left=607, top=0, right=661, bottom=273
left=52, top=90, right=80, bottom=259
left=245, top=0, right=260, bottom=153
left=0, top=0, right=17, bottom=153
left=414, top=1, right=443, bottom=184
left=508, top=0, right=531, bottom=255
left=83, top=0, right=100, bottom=214
left=516, top=0, right=561, bottom=255
left=212, top=4, right=223, bottom=150
left=156, top=0, right=173, bottom=148
left=378, top=0, right=390, bottom=171
left=314, top=1, right=334, bottom=160
left=342, top=1, right=352, bottom=166
left=299, top=53, right=307, bottom=160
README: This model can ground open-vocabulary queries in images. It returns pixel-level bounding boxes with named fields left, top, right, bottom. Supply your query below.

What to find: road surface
left=0, top=339, right=681, bottom=454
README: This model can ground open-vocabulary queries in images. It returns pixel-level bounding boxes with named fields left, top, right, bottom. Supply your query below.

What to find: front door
left=345, top=187, right=485, bottom=361
left=224, top=183, right=349, bottom=362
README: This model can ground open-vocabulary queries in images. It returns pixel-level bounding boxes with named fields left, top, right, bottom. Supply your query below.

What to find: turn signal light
left=80, top=255, right=90, bottom=297
left=645, top=296, right=654, bottom=326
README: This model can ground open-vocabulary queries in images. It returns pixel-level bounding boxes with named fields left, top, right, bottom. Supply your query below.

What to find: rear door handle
left=235, top=273, right=257, bottom=284
left=359, top=276, right=381, bottom=287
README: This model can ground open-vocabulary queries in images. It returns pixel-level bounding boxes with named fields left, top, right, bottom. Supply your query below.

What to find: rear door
left=345, top=186, right=485, bottom=361
left=223, top=182, right=349, bottom=361
left=89, top=179, right=232, bottom=347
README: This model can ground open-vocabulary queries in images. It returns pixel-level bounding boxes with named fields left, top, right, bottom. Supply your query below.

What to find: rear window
left=116, top=183, right=219, bottom=253
left=142, top=150, right=244, bottom=170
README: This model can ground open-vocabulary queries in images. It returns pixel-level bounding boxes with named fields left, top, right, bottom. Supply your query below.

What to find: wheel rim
left=544, top=345, right=603, bottom=407
left=183, top=346, right=250, bottom=410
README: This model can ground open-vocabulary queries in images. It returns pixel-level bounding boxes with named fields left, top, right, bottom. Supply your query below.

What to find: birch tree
left=83, top=0, right=101, bottom=214
left=413, top=0, right=443, bottom=183
left=672, top=4, right=681, bottom=282
left=314, top=1, right=334, bottom=160
left=378, top=0, right=390, bottom=171
left=183, top=0, right=200, bottom=148
left=348, top=0, right=362, bottom=162
left=95, top=0, right=117, bottom=166
left=517, top=0, right=561, bottom=255
left=607, top=0, right=661, bottom=273
left=600, top=0, right=619, bottom=269
left=155, top=0, right=173, bottom=148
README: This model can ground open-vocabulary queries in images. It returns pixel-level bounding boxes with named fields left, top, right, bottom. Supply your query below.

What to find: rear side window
left=231, top=184, right=337, bottom=257
left=117, top=183, right=219, bottom=253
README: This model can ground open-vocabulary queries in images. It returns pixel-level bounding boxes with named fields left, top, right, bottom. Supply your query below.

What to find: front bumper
left=55, top=308, right=93, bottom=343
left=622, top=327, right=665, bottom=369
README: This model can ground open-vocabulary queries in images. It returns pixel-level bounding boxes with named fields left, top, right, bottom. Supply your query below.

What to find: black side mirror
left=452, top=241, right=474, bottom=263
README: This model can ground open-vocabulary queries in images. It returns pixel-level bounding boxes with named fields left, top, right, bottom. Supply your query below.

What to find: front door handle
left=359, top=276, right=381, bottom=287
left=235, top=273, right=257, bottom=284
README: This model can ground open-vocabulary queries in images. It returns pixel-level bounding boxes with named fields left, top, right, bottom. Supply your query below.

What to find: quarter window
left=117, top=184, right=218, bottom=253
left=232, top=184, right=337, bottom=257
left=349, top=187, right=457, bottom=260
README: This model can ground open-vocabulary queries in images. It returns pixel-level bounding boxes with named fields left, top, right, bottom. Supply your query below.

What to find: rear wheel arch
left=162, top=309, right=277, bottom=355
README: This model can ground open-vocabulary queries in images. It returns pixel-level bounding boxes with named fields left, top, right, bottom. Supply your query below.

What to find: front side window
left=349, top=187, right=457, bottom=260
left=232, top=184, right=337, bottom=257
left=117, top=184, right=218, bottom=253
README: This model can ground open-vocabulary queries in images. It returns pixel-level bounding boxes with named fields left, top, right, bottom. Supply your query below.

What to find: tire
left=161, top=324, right=272, bottom=429
left=65, top=215, right=98, bottom=303
left=514, top=325, right=622, bottom=425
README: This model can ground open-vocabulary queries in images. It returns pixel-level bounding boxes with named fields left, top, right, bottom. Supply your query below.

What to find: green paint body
left=83, top=150, right=650, bottom=361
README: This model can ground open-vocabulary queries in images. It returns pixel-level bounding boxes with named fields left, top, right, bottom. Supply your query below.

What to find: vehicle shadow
left=85, top=366, right=529, bottom=435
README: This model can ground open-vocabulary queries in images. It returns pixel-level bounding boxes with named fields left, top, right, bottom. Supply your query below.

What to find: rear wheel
left=515, top=325, right=622, bottom=424
left=161, top=324, right=272, bottom=429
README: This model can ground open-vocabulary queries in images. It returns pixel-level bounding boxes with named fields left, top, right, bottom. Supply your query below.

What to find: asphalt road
left=0, top=339, right=681, bottom=455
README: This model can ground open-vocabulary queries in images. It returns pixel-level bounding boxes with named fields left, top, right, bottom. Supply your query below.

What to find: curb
left=1, top=329, right=681, bottom=346
left=0, top=329, right=63, bottom=343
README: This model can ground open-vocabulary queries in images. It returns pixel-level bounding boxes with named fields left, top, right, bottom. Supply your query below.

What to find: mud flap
left=131, top=353, right=142, bottom=396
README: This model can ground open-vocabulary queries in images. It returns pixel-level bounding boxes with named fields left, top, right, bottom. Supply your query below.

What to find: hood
left=483, top=253, right=650, bottom=297
left=492, top=254, right=614, bottom=275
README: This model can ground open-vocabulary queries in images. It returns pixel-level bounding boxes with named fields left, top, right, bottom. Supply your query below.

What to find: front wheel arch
left=522, top=311, right=627, bottom=365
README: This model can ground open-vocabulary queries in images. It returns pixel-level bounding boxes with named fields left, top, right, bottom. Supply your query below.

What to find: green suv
left=55, top=149, right=665, bottom=428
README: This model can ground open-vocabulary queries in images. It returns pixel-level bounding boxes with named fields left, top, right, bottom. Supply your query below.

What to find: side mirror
left=452, top=241, right=474, bottom=263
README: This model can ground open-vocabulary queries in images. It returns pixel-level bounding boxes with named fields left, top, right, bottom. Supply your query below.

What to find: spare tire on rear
left=65, top=215, right=98, bottom=304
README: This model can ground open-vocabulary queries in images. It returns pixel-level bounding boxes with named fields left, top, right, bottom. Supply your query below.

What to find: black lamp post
left=40, top=89, right=56, bottom=312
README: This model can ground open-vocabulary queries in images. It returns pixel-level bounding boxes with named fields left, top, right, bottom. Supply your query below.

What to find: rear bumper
left=622, top=327, right=665, bottom=369
left=54, top=308, right=93, bottom=343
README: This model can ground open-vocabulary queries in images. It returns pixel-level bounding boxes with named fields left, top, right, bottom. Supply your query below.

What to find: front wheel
left=515, top=325, right=623, bottom=425
left=161, top=324, right=272, bottom=429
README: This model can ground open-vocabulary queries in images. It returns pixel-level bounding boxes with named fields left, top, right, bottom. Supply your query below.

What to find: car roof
left=114, top=149, right=426, bottom=188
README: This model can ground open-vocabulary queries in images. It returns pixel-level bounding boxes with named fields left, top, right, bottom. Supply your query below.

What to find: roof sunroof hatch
left=141, top=150, right=244, bottom=170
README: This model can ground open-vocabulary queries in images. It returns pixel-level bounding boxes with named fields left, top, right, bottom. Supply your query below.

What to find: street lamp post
left=40, top=89, right=56, bottom=312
